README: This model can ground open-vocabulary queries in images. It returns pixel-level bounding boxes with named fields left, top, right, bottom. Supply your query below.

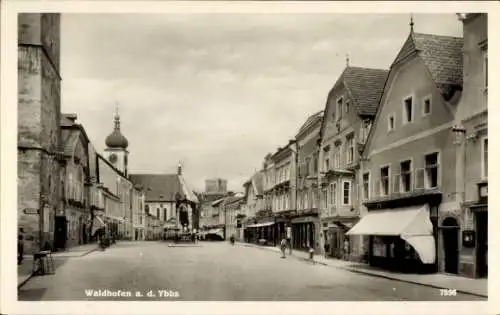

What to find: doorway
left=442, top=217, right=459, bottom=274
left=476, top=212, right=488, bottom=278
left=54, top=216, right=67, bottom=250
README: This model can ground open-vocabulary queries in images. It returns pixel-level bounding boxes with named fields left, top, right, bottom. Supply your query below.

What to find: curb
left=338, top=267, right=488, bottom=298
left=17, top=247, right=98, bottom=290
left=17, top=274, right=34, bottom=289
left=237, top=242, right=487, bottom=298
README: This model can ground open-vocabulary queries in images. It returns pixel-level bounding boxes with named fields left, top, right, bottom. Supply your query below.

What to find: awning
left=346, top=205, right=435, bottom=264
left=246, top=222, right=275, bottom=228
left=91, top=216, right=106, bottom=235
left=207, top=228, right=224, bottom=237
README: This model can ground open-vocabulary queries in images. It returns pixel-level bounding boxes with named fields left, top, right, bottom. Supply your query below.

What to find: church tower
left=104, top=107, right=129, bottom=176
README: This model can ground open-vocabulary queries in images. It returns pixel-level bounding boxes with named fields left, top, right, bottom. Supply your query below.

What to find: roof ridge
left=412, top=32, right=463, bottom=40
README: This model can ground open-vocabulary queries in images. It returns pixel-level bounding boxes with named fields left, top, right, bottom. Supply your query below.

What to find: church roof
left=105, top=112, right=129, bottom=149
left=129, top=174, right=182, bottom=202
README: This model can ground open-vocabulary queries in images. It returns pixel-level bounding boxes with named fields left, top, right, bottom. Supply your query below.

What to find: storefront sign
left=23, top=208, right=39, bottom=215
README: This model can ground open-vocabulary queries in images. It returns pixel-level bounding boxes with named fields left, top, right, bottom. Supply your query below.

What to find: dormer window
left=403, top=96, right=413, bottom=123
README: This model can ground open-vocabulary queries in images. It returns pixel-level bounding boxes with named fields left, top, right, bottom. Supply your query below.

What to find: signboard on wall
left=43, top=205, right=50, bottom=232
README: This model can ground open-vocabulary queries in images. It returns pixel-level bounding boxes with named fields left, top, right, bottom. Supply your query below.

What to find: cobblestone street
left=18, top=241, right=485, bottom=301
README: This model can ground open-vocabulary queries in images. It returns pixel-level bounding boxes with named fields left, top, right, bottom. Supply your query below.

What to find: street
left=18, top=241, right=484, bottom=301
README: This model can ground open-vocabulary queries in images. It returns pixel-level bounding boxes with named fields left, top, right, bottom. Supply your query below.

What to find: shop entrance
left=476, top=212, right=488, bottom=278
left=442, top=217, right=459, bottom=274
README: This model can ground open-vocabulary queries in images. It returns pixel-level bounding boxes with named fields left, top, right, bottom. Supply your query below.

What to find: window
left=337, top=97, right=343, bottom=120
left=388, top=114, right=395, bottom=131
left=330, top=183, right=337, bottom=205
left=345, top=101, right=350, bottom=113
left=361, top=119, right=372, bottom=142
left=423, top=97, right=431, bottom=116
left=312, top=190, right=317, bottom=208
left=347, top=137, right=354, bottom=164
left=482, top=137, right=488, bottom=179
left=424, top=153, right=439, bottom=188
left=380, top=166, right=390, bottom=196
left=334, top=144, right=341, bottom=168
left=400, top=160, right=412, bottom=192
left=163, top=208, right=167, bottom=220
left=324, top=157, right=330, bottom=172
left=403, top=96, right=413, bottom=123
left=304, top=192, right=309, bottom=209
left=322, top=189, right=328, bottom=209
left=313, top=154, right=318, bottom=174
left=362, top=172, right=370, bottom=199
left=156, top=208, right=160, bottom=218
left=342, top=181, right=351, bottom=205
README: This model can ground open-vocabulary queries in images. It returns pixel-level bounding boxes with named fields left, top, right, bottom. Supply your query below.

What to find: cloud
left=61, top=13, right=462, bottom=192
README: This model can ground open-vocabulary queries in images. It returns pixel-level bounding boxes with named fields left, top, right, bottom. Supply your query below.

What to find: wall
left=18, top=13, right=61, bottom=253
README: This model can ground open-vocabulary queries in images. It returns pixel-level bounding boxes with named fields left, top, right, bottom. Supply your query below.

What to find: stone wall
left=18, top=13, right=61, bottom=253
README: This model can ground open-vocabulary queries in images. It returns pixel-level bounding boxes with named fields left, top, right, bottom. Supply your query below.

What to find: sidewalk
left=237, top=242, right=487, bottom=298
left=18, top=243, right=99, bottom=289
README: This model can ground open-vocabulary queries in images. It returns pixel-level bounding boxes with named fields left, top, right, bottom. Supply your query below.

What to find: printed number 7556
left=440, top=289, right=457, bottom=296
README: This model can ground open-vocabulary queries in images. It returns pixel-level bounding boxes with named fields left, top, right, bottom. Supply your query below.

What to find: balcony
left=364, top=166, right=442, bottom=209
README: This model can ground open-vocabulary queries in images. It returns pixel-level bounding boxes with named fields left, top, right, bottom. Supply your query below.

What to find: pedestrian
left=18, top=233, right=24, bottom=265
left=309, top=244, right=315, bottom=264
left=280, top=237, right=287, bottom=258
left=343, top=238, right=350, bottom=261
left=286, top=226, right=292, bottom=255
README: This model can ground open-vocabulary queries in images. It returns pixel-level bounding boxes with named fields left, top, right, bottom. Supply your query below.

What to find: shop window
left=342, top=181, right=351, bottom=205
left=362, top=172, right=370, bottom=199
left=380, top=166, right=390, bottom=196
left=424, top=152, right=439, bottom=188
left=400, top=160, right=412, bottom=192
left=482, top=137, right=488, bottom=179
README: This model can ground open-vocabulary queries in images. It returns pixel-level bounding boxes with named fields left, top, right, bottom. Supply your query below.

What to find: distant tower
left=104, top=106, right=129, bottom=176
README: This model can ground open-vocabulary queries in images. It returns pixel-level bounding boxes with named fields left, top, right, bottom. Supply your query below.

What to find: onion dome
left=105, top=110, right=128, bottom=149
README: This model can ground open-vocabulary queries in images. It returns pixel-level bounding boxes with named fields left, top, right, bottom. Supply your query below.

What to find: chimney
left=65, top=113, right=78, bottom=123
left=177, top=162, right=182, bottom=175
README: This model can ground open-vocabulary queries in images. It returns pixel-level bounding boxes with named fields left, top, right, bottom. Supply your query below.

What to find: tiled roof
left=297, top=110, right=324, bottom=136
left=60, top=114, right=76, bottom=127
left=129, top=174, right=182, bottom=202
left=253, top=171, right=264, bottom=196
left=342, top=67, right=389, bottom=116
left=393, top=32, right=463, bottom=87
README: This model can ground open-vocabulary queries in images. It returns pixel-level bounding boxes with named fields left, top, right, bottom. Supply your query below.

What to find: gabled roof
left=129, top=174, right=182, bottom=202
left=392, top=32, right=463, bottom=89
left=338, top=67, right=390, bottom=117
left=296, top=110, right=324, bottom=137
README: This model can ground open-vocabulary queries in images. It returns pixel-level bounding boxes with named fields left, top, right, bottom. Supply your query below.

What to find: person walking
left=286, top=226, right=292, bottom=255
left=343, top=238, right=350, bottom=261
left=309, top=243, right=315, bottom=265
left=280, top=237, right=287, bottom=258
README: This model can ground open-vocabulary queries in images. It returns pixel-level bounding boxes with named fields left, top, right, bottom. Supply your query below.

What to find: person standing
left=286, top=225, right=292, bottom=255
left=18, top=231, right=24, bottom=265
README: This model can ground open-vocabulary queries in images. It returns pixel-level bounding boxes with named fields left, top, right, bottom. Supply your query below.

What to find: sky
left=60, top=13, right=463, bottom=193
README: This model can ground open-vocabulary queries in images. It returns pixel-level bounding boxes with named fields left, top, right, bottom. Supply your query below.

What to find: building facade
left=349, top=26, right=463, bottom=273
left=18, top=13, right=62, bottom=254
left=56, top=114, right=91, bottom=249
left=318, top=65, right=388, bottom=261
left=241, top=171, right=265, bottom=242
left=453, top=13, right=488, bottom=278
left=130, top=165, right=199, bottom=237
left=295, top=111, right=323, bottom=252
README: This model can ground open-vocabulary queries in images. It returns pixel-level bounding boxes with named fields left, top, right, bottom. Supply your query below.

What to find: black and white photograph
left=0, top=1, right=496, bottom=314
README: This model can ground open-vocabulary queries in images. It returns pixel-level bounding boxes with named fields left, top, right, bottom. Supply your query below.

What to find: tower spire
left=114, top=103, right=120, bottom=130
left=410, top=13, right=414, bottom=34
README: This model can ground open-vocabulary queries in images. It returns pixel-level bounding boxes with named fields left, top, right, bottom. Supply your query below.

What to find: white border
left=2, top=2, right=498, bottom=315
